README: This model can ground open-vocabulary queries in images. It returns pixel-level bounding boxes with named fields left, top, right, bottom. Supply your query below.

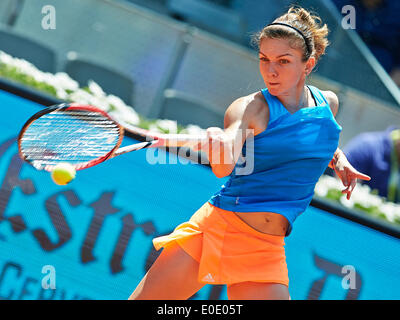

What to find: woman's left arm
left=324, top=91, right=371, bottom=200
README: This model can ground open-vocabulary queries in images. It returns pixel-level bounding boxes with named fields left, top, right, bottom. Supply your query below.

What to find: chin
left=266, top=86, right=280, bottom=95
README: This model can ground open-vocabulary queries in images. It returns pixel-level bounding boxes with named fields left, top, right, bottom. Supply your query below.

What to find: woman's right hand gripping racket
left=17, top=103, right=206, bottom=183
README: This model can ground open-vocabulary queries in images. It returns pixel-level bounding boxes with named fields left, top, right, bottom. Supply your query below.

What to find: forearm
left=209, top=125, right=254, bottom=178
left=161, top=134, right=235, bottom=177
left=208, top=141, right=236, bottom=178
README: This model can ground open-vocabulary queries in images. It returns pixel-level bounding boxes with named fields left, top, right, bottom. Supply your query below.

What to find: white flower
left=379, top=203, right=396, bottom=222
left=106, top=94, right=127, bottom=110
left=0, top=51, right=14, bottom=65
left=88, top=94, right=111, bottom=111
left=55, top=88, right=68, bottom=100
left=121, top=110, right=140, bottom=125
left=40, top=72, right=57, bottom=87
left=156, top=119, right=178, bottom=133
left=315, top=175, right=343, bottom=198
left=88, top=80, right=106, bottom=97
left=68, top=88, right=94, bottom=105
left=53, top=72, right=79, bottom=91
left=184, top=124, right=206, bottom=135
left=12, top=57, right=38, bottom=75
left=314, top=181, right=328, bottom=197
left=106, top=94, right=140, bottom=125
left=148, top=123, right=162, bottom=133
left=339, top=194, right=354, bottom=208
left=378, top=202, right=400, bottom=222
left=318, top=175, right=342, bottom=189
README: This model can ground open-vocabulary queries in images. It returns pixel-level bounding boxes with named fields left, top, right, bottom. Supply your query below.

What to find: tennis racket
left=18, top=103, right=207, bottom=171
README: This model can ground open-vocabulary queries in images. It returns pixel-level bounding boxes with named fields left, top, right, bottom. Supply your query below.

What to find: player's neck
left=276, top=84, right=310, bottom=114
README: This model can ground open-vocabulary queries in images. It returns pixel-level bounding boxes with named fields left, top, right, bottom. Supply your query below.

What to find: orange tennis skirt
left=153, top=201, right=289, bottom=287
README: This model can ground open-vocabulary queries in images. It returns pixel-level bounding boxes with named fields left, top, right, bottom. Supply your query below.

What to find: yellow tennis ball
left=51, top=163, right=76, bottom=185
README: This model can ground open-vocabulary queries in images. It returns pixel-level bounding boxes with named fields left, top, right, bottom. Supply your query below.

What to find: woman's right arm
left=193, top=93, right=267, bottom=178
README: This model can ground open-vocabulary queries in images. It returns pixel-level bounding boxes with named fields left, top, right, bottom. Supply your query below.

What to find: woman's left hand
left=332, top=152, right=371, bottom=200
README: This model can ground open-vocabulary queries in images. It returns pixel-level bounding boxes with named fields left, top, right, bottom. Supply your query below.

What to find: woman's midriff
left=234, top=211, right=289, bottom=236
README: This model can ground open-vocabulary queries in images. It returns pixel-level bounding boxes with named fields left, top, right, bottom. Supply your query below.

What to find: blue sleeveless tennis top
left=208, top=85, right=342, bottom=236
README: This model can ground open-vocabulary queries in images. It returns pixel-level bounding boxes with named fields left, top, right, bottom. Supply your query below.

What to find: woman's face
left=258, top=37, right=312, bottom=96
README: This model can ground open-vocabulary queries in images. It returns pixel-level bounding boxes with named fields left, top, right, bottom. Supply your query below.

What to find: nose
left=267, top=62, right=278, bottom=77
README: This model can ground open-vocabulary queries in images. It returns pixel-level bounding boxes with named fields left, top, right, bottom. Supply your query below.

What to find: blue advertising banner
left=1, top=89, right=400, bottom=300
left=286, top=206, right=400, bottom=300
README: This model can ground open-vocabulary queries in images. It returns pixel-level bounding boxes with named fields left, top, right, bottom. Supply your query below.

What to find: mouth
left=268, top=82, right=280, bottom=86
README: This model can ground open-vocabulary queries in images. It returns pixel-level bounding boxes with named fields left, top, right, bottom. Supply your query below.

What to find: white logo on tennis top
left=202, top=273, right=215, bottom=282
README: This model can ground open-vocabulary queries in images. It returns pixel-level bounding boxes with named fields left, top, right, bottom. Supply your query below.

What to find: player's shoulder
left=224, top=91, right=268, bottom=130
left=320, top=89, right=339, bottom=117
left=226, top=92, right=267, bottom=120
left=228, top=92, right=267, bottom=117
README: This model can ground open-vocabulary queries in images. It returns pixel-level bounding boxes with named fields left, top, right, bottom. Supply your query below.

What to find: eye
left=279, top=59, right=290, bottom=64
left=259, top=57, right=269, bottom=62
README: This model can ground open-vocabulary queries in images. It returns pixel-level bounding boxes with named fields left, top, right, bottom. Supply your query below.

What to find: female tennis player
left=129, top=5, right=371, bottom=300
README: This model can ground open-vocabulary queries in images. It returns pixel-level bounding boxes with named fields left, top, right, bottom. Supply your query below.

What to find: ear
left=305, top=57, right=316, bottom=75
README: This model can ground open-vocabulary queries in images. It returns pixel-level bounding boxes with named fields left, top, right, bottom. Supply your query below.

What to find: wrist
left=329, top=148, right=342, bottom=169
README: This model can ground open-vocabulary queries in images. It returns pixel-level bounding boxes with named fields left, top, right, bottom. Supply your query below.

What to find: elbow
left=213, top=171, right=230, bottom=179
left=211, top=165, right=234, bottom=178
left=213, top=170, right=228, bottom=179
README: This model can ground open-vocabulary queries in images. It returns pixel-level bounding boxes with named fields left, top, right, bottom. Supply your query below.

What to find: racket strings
left=20, top=110, right=121, bottom=169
